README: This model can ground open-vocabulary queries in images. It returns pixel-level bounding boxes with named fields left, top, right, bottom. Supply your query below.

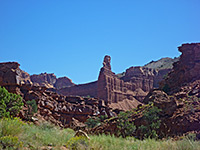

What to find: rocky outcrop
left=163, top=43, right=200, bottom=93
left=121, top=67, right=154, bottom=92
left=117, top=57, right=179, bottom=89
left=55, top=77, right=75, bottom=89
left=30, top=73, right=75, bottom=89
left=0, top=62, right=32, bottom=94
left=97, top=55, right=141, bottom=109
left=120, top=66, right=171, bottom=90
left=22, top=84, right=115, bottom=128
left=31, top=73, right=56, bottom=88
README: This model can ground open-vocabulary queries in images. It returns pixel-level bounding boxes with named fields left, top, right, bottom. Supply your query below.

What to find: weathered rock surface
left=120, top=66, right=171, bottom=91
left=58, top=55, right=141, bottom=111
left=30, top=73, right=75, bottom=89
left=55, top=77, right=75, bottom=89
left=163, top=43, right=200, bottom=93
left=97, top=55, right=141, bottom=109
left=0, top=62, right=32, bottom=93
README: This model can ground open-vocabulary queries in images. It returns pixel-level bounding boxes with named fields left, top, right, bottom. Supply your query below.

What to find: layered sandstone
left=121, top=66, right=171, bottom=90
left=97, top=55, right=141, bottom=109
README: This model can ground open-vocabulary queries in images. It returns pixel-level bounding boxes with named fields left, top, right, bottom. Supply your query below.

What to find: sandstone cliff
left=97, top=55, right=141, bottom=110
left=58, top=55, right=141, bottom=111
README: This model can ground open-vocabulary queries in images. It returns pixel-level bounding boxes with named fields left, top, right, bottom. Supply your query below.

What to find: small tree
left=0, top=86, right=23, bottom=118
left=25, top=99, right=38, bottom=120
left=26, top=99, right=37, bottom=115
left=138, top=106, right=161, bottom=139
left=116, top=111, right=136, bottom=138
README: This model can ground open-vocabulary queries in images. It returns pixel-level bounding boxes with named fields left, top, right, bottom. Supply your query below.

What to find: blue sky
left=0, top=0, right=200, bottom=84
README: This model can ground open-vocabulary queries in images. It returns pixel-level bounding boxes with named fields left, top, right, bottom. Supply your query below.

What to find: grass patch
left=0, top=118, right=200, bottom=150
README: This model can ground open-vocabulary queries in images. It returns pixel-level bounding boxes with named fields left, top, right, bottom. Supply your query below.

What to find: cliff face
left=121, top=66, right=171, bottom=90
left=163, top=43, right=200, bottom=93
left=30, top=73, right=75, bottom=89
left=58, top=55, right=141, bottom=110
left=0, top=62, right=33, bottom=94
left=121, top=67, right=154, bottom=92
left=97, top=55, right=141, bottom=110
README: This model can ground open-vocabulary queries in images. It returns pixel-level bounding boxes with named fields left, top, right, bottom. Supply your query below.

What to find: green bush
left=116, top=111, right=136, bottom=138
left=0, top=135, right=23, bottom=149
left=66, top=136, right=89, bottom=150
left=138, top=106, right=161, bottom=139
left=0, top=86, right=23, bottom=118
left=25, top=99, right=38, bottom=120
left=85, top=117, right=101, bottom=128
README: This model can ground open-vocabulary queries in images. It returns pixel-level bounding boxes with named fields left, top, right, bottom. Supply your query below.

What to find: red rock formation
left=0, top=62, right=115, bottom=127
left=30, top=73, right=75, bottom=89
left=121, top=66, right=171, bottom=90
left=31, top=73, right=57, bottom=88
left=0, top=62, right=32, bottom=86
left=163, top=43, right=200, bottom=93
left=97, top=55, right=141, bottom=110
left=59, top=55, right=141, bottom=110
left=121, top=66, right=154, bottom=92
left=55, top=77, right=75, bottom=89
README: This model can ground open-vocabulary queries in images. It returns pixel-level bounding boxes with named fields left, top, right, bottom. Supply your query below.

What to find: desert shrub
left=39, top=121, right=56, bottom=130
left=66, top=136, right=89, bottom=150
left=138, top=106, right=161, bottom=139
left=0, top=135, right=23, bottom=149
left=116, top=111, right=136, bottom=138
left=85, top=117, right=101, bottom=128
left=0, top=86, right=23, bottom=118
left=0, top=117, right=26, bottom=137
